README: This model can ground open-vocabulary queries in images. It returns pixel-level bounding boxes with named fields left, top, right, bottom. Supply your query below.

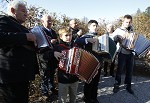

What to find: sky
left=2, top=0, right=150, bottom=22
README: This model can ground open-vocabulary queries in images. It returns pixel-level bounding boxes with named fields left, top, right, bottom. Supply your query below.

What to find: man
left=0, top=0, right=38, bottom=103
left=103, top=24, right=115, bottom=77
left=69, top=19, right=82, bottom=42
left=41, top=15, right=58, bottom=46
left=75, top=20, right=102, bottom=103
left=113, top=14, right=135, bottom=94
left=38, top=15, right=58, bottom=101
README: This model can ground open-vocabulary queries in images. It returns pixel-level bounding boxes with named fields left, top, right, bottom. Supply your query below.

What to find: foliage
left=0, top=1, right=150, bottom=102
left=133, top=13, right=150, bottom=38
left=23, top=5, right=48, bottom=28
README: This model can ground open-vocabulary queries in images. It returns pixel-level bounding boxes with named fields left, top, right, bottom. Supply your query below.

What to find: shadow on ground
left=76, top=75, right=150, bottom=103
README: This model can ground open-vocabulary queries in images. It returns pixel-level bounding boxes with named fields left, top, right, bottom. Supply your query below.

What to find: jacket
left=0, top=15, right=39, bottom=83
left=54, top=40, right=79, bottom=84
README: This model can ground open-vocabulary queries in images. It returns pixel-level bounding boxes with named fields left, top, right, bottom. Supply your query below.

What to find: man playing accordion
left=75, top=20, right=103, bottom=103
left=112, top=14, right=135, bottom=94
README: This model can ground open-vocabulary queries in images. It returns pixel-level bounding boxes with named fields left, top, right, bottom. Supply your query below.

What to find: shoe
left=113, top=85, right=120, bottom=93
left=126, top=87, right=134, bottom=94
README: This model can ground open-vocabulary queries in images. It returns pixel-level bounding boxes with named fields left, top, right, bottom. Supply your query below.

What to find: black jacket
left=75, top=32, right=103, bottom=62
left=0, top=15, right=39, bottom=83
left=41, top=26, right=58, bottom=40
left=36, top=26, right=58, bottom=69
left=69, top=27, right=80, bottom=42
left=54, top=40, right=79, bottom=84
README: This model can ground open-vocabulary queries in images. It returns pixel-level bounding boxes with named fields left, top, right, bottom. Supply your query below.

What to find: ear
left=11, top=7, right=15, bottom=14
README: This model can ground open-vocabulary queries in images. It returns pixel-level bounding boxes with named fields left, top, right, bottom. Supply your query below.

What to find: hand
left=87, top=38, right=97, bottom=44
left=54, top=51, right=62, bottom=60
left=51, top=39, right=57, bottom=44
left=26, top=33, right=37, bottom=46
left=77, top=29, right=82, bottom=36
left=117, top=35, right=124, bottom=44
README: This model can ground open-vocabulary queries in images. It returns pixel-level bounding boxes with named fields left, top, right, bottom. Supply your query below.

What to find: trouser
left=104, top=60, right=115, bottom=75
left=41, top=68, right=56, bottom=96
left=0, top=81, right=29, bottom=103
left=84, top=67, right=101, bottom=100
left=58, top=81, right=78, bottom=103
left=115, top=53, right=134, bottom=86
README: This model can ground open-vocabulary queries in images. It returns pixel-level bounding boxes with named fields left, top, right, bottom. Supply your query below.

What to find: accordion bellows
left=122, top=33, right=150, bottom=58
left=92, top=34, right=117, bottom=60
left=59, top=47, right=101, bottom=84
left=92, top=34, right=109, bottom=53
left=133, top=34, right=150, bottom=57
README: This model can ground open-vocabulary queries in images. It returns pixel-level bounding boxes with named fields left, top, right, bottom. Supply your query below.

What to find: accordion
left=92, top=34, right=109, bottom=53
left=122, top=33, right=150, bottom=58
left=59, top=47, right=101, bottom=84
left=122, top=32, right=138, bottom=50
left=31, top=26, right=53, bottom=52
left=92, top=34, right=117, bottom=60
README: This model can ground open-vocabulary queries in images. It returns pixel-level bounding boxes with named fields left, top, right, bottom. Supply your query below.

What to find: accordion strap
left=59, top=44, right=70, bottom=49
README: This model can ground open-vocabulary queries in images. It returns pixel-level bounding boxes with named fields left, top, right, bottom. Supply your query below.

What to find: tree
left=145, top=6, right=150, bottom=15
left=136, top=8, right=141, bottom=15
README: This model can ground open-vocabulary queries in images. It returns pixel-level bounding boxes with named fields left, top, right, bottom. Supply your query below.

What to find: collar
left=120, top=27, right=128, bottom=32
left=88, top=31, right=97, bottom=36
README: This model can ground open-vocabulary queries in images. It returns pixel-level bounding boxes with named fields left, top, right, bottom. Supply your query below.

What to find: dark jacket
left=75, top=32, right=103, bottom=62
left=54, top=40, right=79, bottom=84
left=69, top=27, right=80, bottom=42
left=40, top=26, right=58, bottom=41
left=75, top=33, right=97, bottom=54
left=0, top=15, right=38, bottom=83
left=37, top=26, right=58, bottom=69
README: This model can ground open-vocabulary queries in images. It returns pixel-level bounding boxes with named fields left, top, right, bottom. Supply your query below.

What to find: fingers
left=51, top=39, right=57, bottom=44
left=26, top=33, right=36, bottom=41
left=26, top=33, right=37, bottom=46
left=54, top=51, right=62, bottom=60
left=77, top=29, right=82, bottom=36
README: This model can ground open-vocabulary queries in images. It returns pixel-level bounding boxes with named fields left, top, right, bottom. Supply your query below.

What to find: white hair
left=106, top=24, right=114, bottom=29
left=7, top=0, right=27, bottom=16
left=69, top=19, right=76, bottom=25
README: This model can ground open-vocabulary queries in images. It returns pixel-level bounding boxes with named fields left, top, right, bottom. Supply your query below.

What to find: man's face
left=107, top=26, right=113, bottom=33
left=70, top=20, right=78, bottom=29
left=88, top=23, right=98, bottom=33
left=122, top=18, right=132, bottom=28
left=14, top=5, right=27, bottom=23
left=43, top=16, right=52, bottom=28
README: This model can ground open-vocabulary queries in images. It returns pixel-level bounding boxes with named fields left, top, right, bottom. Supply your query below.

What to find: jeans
left=115, top=52, right=134, bottom=86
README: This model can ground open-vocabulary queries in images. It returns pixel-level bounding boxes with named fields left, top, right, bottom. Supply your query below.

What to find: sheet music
left=31, top=26, right=49, bottom=48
